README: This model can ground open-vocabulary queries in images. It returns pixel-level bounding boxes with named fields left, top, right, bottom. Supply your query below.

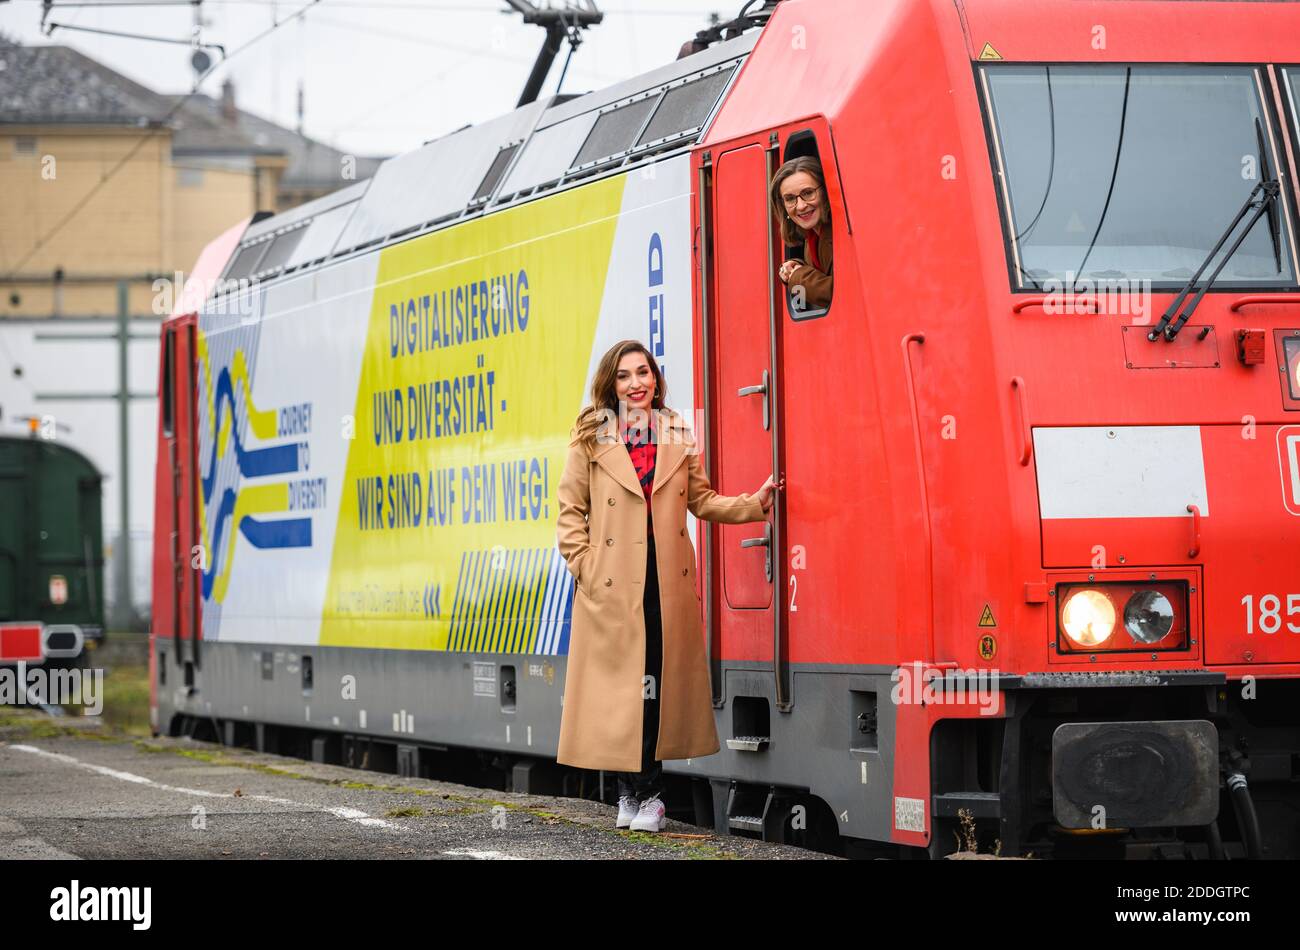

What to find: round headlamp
left=1123, top=590, right=1175, bottom=644
left=1061, top=589, right=1116, bottom=647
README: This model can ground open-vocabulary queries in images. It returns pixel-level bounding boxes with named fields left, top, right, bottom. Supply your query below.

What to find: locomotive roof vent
left=495, top=42, right=749, bottom=201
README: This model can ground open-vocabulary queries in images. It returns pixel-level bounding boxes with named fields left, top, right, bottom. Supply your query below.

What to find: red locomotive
left=153, top=0, right=1300, bottom=858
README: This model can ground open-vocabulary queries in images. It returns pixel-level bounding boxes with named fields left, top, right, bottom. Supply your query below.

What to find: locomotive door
left=708, top=140, right=790, bottom=709
left=160, top=319, right=202, bottom=668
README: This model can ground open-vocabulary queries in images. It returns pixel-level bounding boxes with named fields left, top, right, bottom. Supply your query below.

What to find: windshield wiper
left=1255, top=117, right=1283, bottom=274
left=1148, top=179, right=1281, bottom=341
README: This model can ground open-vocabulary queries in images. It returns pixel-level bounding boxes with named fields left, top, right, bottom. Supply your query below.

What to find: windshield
left=982, top=64, right=1296, bottom=290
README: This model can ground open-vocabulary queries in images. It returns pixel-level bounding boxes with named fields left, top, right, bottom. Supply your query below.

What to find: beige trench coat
left=554, top=408, right=767, bottom=773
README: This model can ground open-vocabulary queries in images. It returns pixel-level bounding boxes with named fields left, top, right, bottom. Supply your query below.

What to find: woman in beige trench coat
left=555, top=340, right=778, bottom=831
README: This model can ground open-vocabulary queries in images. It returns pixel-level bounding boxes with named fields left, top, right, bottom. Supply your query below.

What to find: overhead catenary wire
left=307, top=11, right=623, bottom=83
left=324, top=48, right=478, bottom=139
left=17, top=0, right=714, bottom=14
left=201, top=0, right=710, bottom=14
left=2, top=0, right=721, bottom=284
left=38, top=20, right=227, bottom=55
left=0, top=0, right=324, bottom=287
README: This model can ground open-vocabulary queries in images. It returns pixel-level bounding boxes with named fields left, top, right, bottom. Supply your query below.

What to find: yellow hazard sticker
left=978, top=634, right=997, bottom=661
left=978, top=42, right=1003, bottom=61
left=978, top=603, right=997, bottom=627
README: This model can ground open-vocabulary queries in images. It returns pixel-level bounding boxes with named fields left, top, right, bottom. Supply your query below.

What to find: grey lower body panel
left=154, top=641, right=902, bottom=842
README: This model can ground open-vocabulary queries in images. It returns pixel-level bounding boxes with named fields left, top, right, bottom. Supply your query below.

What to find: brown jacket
left=554, top=408, right=767, bottom=772
left=788, top=224, right=833, bottom=310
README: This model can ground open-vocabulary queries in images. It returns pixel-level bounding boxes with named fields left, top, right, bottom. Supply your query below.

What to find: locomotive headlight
left=1054, top=580, right=1190, bottom=655
left=1285, top=336, right=1300, bottom=400
left=1123, top=590, right=1175, bottom=643
left=1061, top=589, right=1116, bottom=646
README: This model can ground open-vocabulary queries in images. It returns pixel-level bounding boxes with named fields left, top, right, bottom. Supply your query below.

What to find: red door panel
left=151, top=319, right=201, bottom=671
left=712, top=143, right=775, bottom=616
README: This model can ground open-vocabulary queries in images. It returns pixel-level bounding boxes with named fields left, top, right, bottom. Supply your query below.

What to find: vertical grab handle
left=1011, top=376, right=1032, bottom=466
left=1186, top=504, right=1202, bottom=558
left=901, top=333, right=935, bottom=661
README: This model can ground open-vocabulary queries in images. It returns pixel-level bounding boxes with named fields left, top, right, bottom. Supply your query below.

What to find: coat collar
left=806, top=223, right=833, bottom=261
left=590, top=408, right=692, bottom=499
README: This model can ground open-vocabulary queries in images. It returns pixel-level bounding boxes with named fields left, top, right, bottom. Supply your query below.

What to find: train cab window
left=161, top=330, right=175, bottom=438
left=772, top=130, right=836, bottom=320
left=981, top=64, right=1299, bottom=291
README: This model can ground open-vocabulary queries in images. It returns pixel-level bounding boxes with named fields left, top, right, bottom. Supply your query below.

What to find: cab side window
left=773, top=130, right=835, bottom=319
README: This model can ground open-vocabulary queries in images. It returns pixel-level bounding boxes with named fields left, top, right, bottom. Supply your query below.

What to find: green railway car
left=0, top=434, right=106, bottom=666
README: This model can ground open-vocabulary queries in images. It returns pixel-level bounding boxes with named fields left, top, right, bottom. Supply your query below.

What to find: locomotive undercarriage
left=160, top=647, right=1300, bottom=860
left=928, top=675, right=1300, bottom=859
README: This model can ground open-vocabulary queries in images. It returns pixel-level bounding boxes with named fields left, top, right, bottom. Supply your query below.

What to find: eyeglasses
left=780, top=186, right=821, bottom=208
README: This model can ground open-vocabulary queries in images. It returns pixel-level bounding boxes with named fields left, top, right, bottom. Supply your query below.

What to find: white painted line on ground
left=8, top=744, right=400, bottom=831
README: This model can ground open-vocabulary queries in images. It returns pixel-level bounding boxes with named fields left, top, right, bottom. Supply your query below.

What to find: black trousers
left=617, top=531, right=664, bottom=800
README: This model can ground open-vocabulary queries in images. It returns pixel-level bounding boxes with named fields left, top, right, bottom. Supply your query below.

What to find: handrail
left=1186, top=504, right=1202, bottom=558
left=1229, top=295, right=1299, bottom=312
left=1012, top=296, right=1099, bottom=314
left=697, top=157, right=722, bottom=706
left=1011, top=376, right=1032, bottom=466
left=901, top=333, right=935, bottom=662
left=766, top=139, right=790, bottom=714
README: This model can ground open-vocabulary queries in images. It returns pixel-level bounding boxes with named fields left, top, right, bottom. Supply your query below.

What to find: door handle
left=740, top=520, right=773, bottom=583
left=737, top=368, right=770, bottom=431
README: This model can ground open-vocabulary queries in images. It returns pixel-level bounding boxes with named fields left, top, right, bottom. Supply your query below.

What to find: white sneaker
left=616, top=796, right=640, bottom=829
left=629, top=793, right=666, bottom=832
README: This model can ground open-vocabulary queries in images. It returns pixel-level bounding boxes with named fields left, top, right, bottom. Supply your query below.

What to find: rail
left=901, top=333, right=934, bottom=660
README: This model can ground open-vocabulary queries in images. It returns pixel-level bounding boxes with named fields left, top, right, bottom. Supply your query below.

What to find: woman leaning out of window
left=771, top=156, right=833, bottom=311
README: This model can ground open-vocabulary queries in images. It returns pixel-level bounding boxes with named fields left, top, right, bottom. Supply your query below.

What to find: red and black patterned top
left=621, top=412, right=656, bottom=536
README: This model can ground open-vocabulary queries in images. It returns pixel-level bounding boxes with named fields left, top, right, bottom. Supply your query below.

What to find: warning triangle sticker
left=978, top=42, right=1002, bottom=61
left=978, top=604, right=997, bottom=627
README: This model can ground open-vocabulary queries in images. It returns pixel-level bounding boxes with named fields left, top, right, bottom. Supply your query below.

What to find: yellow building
left=0, top=38, right=384, bottom=318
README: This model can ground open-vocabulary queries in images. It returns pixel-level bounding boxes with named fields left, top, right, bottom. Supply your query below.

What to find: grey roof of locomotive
left=218, top=32, right=757, bottom=291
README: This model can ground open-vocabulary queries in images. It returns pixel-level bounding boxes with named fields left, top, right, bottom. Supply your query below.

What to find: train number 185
left=1241, top=594, right=1300, bottom=634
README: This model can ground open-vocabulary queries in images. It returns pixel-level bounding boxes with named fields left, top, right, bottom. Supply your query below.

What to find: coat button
left=604, top=577, right=612, bottom=586
left=608, top=497, right=615, bottom=505
left=605, top=537, right=614, bottom=545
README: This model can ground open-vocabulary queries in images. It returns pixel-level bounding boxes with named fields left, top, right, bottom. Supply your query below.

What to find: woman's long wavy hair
left=571, top=340, right=669, bottom=446
left=770, top=156, right=830, bottom=247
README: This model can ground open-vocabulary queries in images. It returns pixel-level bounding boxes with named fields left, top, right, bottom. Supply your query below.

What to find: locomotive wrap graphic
left=195, top=160, right=692, bottom=654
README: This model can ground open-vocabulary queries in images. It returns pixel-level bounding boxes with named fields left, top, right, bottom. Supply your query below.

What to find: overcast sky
left=0, top=0, right=732, bottom=158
